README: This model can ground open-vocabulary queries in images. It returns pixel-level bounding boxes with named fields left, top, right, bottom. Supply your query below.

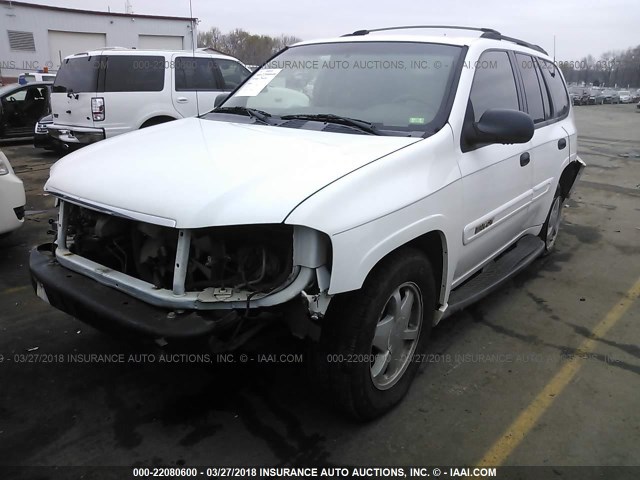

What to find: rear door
left=99, top=54, right=166, bottom=136
left=516, top=56, right=571, bottom=227
left=51, top=54, right=100, bottom=128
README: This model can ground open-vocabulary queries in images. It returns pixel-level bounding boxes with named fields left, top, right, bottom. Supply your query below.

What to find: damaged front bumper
left=30, top=244, right=220, bottom=339
left=29, top=199, right=333, bottom=338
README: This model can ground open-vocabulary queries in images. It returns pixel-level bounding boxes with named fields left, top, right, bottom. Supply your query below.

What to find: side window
left=539, top=59, right=569, bottom=118
left=533, top=60, right=551, bottom=119
left=469, top=51, right=519, bottom=122
left=5, top=89, right=27, bottom=102
left=103, top=56, right=165, bottom=92
left=515, top=54, right=545, bottom=123
left=175, top=57, right=220, bottom=91
left=215, top=59, right=250, bottom=90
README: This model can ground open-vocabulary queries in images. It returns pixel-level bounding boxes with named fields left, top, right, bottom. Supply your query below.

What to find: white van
left=48, top=48, right=250, bottom=148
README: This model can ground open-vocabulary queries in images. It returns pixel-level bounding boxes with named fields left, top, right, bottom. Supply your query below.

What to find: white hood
left=46, top=118, right=419, bottom=228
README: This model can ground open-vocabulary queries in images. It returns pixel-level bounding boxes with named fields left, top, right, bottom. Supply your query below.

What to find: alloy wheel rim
left=370, top=282, right=423, bottom=390
left=546, top=197, right=562, bottom=250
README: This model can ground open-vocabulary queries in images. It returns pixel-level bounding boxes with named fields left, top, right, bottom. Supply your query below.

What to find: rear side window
left=103, top=56, right=165, bottom=92
left=53, top=56, right=99, bottom=93
left=534, top=60, right=551, bottom=119
left=469, top=51, right=519, bottom=122
left=515, top=54, right=545, bottom=123
left=539, top=60, right=569, bottom=118
left=175, top=57, right=220, bottom=91
left=216, top=59, right=250, bottom=90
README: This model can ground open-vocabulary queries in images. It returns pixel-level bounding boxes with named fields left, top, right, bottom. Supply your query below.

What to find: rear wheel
left=540, top=186, right=564, bottom=253
left=314, top=248, right=435, bottom=420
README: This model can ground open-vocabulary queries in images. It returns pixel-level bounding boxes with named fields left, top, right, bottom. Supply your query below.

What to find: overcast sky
left=18, top=0, right=640, bottom=60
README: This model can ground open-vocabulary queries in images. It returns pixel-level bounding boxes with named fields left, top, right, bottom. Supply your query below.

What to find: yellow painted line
left=478, top=276, right=640, bottom=467
left=1, top=285, right=30, bottom=295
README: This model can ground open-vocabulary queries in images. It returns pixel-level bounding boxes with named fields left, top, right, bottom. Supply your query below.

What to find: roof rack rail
left=479, top=31, right=547, bottom=55
left=342, top=25, right=500, bottom=37
left=342, top=25, right=548, bottom=56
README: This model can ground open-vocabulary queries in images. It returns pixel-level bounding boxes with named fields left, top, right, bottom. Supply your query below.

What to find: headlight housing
left=0, top=153, right=12, bottom=176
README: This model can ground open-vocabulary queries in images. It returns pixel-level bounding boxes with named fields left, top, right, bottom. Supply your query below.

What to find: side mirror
left=468, top=109, right=534, bottom=145
left=214, top=94, right=229, bottom=108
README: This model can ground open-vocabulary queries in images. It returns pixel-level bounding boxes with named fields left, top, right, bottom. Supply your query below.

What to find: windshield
left=219, top=41, right=463, bottom=135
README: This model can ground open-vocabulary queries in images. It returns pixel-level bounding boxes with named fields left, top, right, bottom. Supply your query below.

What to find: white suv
left=31, top=27, right=584, bottom=419
left=47, top=48, right=250, bottom=149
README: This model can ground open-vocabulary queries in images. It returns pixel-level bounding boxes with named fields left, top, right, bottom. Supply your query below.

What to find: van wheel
left=315, top=248, right=435, bottom=420
left=540, top=186, right=564, bottom=253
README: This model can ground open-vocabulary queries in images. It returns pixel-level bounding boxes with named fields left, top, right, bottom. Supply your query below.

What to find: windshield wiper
left=280, top=113, right=383, bottom=135
left=214, top=106, right=273, bottom=125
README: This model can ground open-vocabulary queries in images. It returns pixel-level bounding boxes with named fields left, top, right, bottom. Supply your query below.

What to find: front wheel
left=314, top=248, right=435, bottom=420
left=540, top=186, right=564, bottom=253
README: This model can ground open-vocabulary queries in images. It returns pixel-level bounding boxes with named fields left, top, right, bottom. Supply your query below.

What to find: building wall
left=0, top=1, right=196, bottom=82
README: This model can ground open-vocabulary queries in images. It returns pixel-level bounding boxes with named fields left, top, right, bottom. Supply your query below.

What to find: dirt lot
left=0, top=105, right=639, bottom=473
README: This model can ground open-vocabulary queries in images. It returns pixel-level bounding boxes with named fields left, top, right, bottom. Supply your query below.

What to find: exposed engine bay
left=65, top=204, right=294, bottom=294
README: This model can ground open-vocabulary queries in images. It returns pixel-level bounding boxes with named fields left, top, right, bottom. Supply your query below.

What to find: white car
left=0, top=151, right=26, bottom=236
left=19, top=72, right=57, bottom=84
left=618, top=90, right=632, bottom=103
left=31, top=26, right=584, bottom=419
left=47, top=48, right=250, bottom=149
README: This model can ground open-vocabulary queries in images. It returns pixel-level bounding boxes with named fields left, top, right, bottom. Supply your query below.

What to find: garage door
left=138, top=35, right=184, bottom=50
left=48, top=31, right=107, bottom=71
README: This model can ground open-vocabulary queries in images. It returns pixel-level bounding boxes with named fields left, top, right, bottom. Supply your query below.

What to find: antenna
left=553, top=35, right=556, bottom=63
left=189, top=0, right=200, bottom=117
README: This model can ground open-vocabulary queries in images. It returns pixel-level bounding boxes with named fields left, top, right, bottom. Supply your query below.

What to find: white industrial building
left=0, top=0, right=197, bottom=82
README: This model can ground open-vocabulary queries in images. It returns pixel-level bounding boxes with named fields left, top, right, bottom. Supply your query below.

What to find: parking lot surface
left=0, top=105, right=639, bottom=469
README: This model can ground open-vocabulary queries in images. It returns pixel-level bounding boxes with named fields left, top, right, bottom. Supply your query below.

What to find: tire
left=540, top=186, right=564, bottom=254
left=313, top=248, right=435, bottom=420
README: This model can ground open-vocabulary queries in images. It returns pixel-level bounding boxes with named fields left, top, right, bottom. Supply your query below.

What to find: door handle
left=558, top=138, right=567, bottom=150
left=176, top=97, right=189, bottom=104
left=520, top=152, right=530, bottom=167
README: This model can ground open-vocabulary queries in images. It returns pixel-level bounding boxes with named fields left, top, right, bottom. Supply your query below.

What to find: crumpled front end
left=30, top=199, right=332, bottom=339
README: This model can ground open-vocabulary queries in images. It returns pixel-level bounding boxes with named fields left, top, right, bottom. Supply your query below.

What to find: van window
left=515, top=54, right=545, bottom=123
left=534, top=60, right=551, bottom=119
left=53, top=56, right=99, bottom=93
left=539, top=60, right=569, bottom=118
left=175, top=57, right=220, bottom=91
left=216, top=59, right=250, bottom=90
left=103, top=56, right=165, bottom=92
left=469, top=51, right=519, bottom=122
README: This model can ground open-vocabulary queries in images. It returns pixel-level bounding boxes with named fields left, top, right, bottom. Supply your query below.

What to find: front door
left=454, top=50, right=533, bottom=284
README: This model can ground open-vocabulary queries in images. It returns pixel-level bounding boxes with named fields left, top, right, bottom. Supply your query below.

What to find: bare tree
left=197, top=27, right=301, bottom=64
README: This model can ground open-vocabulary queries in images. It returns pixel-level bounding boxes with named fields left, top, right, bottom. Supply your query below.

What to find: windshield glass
left=220, top=41, right=463, bottom=135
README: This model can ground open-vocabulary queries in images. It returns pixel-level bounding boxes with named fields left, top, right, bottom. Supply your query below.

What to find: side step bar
left=444, top=235, right=545, bottom=318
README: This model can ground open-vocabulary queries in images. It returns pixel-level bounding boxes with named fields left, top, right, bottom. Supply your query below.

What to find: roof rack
left=342, top=25, right=548, bottom=56
left=479, top=31, right=547, bottom=55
